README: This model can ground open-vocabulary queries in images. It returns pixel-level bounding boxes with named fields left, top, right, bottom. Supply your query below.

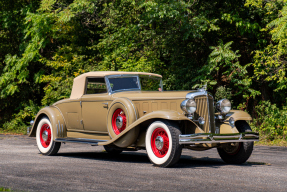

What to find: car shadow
left=56, top=151, right=151, bottom=164
left=175, top=155, right=268, bottom=168
left=55, top=151, right=268, bottom=168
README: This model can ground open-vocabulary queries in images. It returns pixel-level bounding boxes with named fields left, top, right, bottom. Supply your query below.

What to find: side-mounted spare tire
left=36, top=117, right=61, bottom=155
left=107, top=98, right=139, bottom=148
left=217, top=120, right=254, bottom=164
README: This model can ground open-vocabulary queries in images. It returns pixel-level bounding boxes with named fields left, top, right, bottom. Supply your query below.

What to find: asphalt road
left=0, top=135, right=287, bottom=192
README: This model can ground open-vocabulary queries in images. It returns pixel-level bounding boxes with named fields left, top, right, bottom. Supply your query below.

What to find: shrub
left=215, top=86, right=233, bottom=102
left=251, top=101, right=287, bottom=141
left=1, top=101, right=41, bottom=133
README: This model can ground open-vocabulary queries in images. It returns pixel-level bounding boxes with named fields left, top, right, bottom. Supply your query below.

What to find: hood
left=111, top=91, right=194, bottom=100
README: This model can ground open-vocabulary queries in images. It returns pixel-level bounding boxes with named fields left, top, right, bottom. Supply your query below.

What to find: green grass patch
left=0, top=187, right=11, bottom=191
left=255, top=139, right=287, bottom=147
left=0, top=129, right=26, bottom=135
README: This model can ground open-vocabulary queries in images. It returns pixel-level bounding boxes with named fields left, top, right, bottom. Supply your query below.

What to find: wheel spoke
left=112, top=108, right=127, bottom=135
left=40, top=124, right=52, bottom=148
left=151, top=128, right=169, bottom=158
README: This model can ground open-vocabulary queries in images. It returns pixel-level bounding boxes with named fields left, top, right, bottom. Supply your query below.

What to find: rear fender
left=28, top=106, right=66, bottom=140
left=219, top=110, right=252, bottom=134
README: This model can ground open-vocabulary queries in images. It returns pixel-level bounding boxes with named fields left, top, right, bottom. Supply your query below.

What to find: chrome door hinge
left=80, top=101, right=82, bottom=107
left=80, top=120, right=83, bottom=125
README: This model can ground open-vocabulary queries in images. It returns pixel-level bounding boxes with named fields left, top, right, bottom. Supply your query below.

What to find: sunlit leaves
left=268, top=5, right=287, bottom=41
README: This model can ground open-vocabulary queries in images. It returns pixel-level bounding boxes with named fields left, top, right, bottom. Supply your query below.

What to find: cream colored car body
left=29, top=71, right=257, bottom=150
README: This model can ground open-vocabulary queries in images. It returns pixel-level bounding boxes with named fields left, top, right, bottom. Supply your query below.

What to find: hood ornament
left=198, top=84, right=207, bottom=92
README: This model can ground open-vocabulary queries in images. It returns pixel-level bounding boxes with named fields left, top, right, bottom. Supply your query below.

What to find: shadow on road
left=57, top=151, right=151, bottom=164
left=55, top=151, right=266, bottom=168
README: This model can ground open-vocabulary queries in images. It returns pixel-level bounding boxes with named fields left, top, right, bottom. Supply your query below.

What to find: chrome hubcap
left=42, top=130, right=48, bottom=142
left=116, top=116, right=123, bottom=129
left=155, top=136, right=164, bottom=150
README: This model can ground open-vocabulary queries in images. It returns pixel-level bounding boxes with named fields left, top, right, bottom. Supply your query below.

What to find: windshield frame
left=105, top=74, right=163, bottom=94
left=105, top=74, right=141, bottom=94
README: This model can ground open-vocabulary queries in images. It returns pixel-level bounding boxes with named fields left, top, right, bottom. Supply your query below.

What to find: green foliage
left=0, top=0, right=286, bottom=143
left=0, top=187, right=12, bottom=192
left=215, top=86, right=233, bottom=102
left=251, top=101, right=287, bottom=141
left=2, top=100, right=41, bottom=133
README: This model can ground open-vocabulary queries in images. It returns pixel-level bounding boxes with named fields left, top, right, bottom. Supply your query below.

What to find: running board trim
left=55, top=137, right=108, bottom=146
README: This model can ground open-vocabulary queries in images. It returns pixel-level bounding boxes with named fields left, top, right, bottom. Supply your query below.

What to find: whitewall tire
left=36, top=117, right=61, bottom=155
left=145, top=120, right=182, bottom=167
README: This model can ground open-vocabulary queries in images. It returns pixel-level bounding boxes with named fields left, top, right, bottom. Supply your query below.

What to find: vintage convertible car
left=28, top=71, right=259, bottom=167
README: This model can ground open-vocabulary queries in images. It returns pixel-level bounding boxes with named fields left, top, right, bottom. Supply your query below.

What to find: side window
left=85, top=78, right=107, bottom=94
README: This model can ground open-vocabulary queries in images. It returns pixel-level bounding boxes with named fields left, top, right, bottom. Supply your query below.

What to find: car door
left=56, top=98, right=84, bottom=131
left=81, top=77, right=111, bottom=133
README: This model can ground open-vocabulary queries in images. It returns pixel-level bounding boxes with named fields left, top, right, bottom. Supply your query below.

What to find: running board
left=55, top=138, right=108, bottom=146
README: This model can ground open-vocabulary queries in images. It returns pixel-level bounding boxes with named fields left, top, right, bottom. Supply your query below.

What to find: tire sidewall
left=36, top=118, right=53, bottom=154
left=218, top=120, right=254, bottom=164
left=146, top=121, right=173, bottom=165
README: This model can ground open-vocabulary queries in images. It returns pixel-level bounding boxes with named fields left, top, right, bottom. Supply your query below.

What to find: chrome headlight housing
left=216, top=99, right=231, bottom=114
left=181, top=99, right=197, bottom=114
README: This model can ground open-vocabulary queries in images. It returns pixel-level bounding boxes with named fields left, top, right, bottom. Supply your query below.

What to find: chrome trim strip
left=55, top=137, right=108, bottom=145
left=180, top=139, right=259, bottom=144
left=186, top=90, right=208, bottom=99
left=206, top=94, right=211, bottom=133
left=58, top=120, right=61, bottom=137
left=208, top=94, right=216, bottom=133
left=179, top=132, right=259, bottom=144
left=104, top=76, right=112, bottom=94
left=27, top=127, right=31, bottom=134
left=53, top=105, right=68, bottom=130
left=67, top=129, right=109, bottom=134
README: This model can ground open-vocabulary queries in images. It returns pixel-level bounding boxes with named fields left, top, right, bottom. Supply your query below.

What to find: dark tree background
left=0, top=0, right=287, bottom=140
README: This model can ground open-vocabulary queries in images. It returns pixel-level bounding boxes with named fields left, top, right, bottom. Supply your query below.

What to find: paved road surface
left=0, top=134, right=286, bottom=191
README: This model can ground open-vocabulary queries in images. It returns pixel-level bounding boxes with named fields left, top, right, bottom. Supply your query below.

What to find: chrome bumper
left=27, top=127, right=32, bottom=134
left=179, top=132, right=259, bottom=145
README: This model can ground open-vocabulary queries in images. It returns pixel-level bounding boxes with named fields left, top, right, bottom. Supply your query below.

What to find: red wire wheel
left=151, top=128, right=169, bottom=158
left=39, top=123, right=51, bottom=148
left=112, top=108, right=127, bottom=135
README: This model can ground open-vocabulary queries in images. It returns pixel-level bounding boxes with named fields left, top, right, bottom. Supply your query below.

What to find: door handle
left=102, top=103, right=108, bottom=108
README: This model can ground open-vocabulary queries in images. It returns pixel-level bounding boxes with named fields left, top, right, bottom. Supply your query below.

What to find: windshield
left=140, top=75, right=162, bottom=91
left=107, top=75, right=162, bottom=93
left=108, top=76, right=140, bottom=92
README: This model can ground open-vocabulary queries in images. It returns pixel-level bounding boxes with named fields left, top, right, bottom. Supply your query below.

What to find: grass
left=0, top=129, right=26, bottom=135
left=255, top=139, right=287, bottom=147
left=0, top=187, right=11, bottom=191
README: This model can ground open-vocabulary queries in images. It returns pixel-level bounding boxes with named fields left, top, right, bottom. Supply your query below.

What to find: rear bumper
left=179, top=132, right=259, bottom=145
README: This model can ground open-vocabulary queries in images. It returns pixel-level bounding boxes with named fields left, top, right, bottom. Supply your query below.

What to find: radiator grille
left=194, top=95, right=215, bottom=133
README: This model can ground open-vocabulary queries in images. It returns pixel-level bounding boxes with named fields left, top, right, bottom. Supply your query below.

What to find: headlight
left=216, top=99, right=231, bottom=114
left=181, top=99, right=197, bottom=114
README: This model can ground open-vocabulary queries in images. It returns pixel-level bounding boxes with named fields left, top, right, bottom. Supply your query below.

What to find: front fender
left=28, top=106, right=66, bottom=140
left=99, top=110, right=203, bottom=146
left=219, top=110, right=252, bottom=134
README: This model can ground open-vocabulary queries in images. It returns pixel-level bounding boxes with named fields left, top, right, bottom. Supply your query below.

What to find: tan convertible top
left=70, top=71, right=162, bottom=99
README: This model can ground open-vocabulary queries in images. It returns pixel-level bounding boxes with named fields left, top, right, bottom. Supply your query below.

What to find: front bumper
left=179, top=132, right=259, bottom=145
